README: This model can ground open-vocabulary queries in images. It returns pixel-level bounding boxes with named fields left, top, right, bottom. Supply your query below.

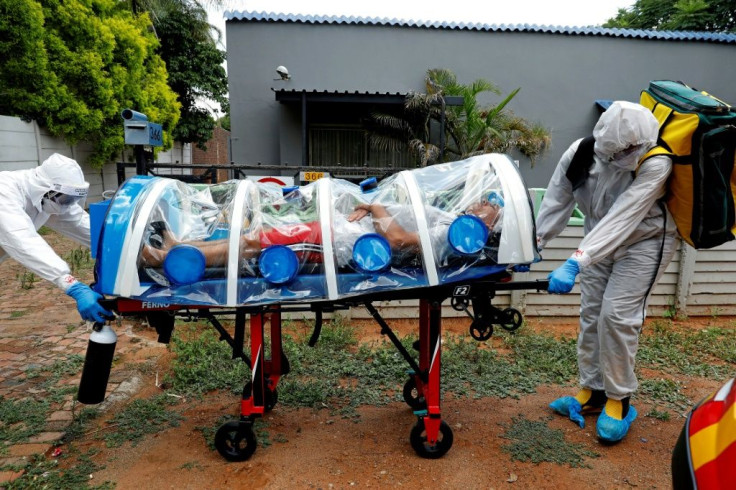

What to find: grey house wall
left=225, top=17, right=736, bottom=187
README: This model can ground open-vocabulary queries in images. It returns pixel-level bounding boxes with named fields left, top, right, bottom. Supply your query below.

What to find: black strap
left=641, top=201, right=668, bottom=324
left=566, top=135, right=596, bottom=190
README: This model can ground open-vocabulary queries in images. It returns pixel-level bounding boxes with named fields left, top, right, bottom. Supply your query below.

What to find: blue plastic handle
left=259, top=245, right=299, bottom=285
left=352, top=233, right=392, bottom=272
left=448, top=215, right=489, bottom=255
left=163, top=244, right=206, bottom=285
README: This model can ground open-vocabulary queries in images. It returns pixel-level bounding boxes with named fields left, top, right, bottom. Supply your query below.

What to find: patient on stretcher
left=93, top=154, right=539, bottom=304
left=140, top=197, right=503, bottom=271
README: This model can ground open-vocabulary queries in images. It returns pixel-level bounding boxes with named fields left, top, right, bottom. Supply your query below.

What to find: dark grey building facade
left=225, top=12, right=736, bottom=187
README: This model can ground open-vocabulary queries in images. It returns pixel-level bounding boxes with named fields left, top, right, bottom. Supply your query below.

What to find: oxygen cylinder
left=77, top=323, right=117, bottom=404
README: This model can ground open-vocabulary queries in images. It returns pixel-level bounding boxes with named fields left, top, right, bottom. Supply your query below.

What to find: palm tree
left=127, top=0, right=222, bottom=44
left=368, top=68, right=550, bottom=167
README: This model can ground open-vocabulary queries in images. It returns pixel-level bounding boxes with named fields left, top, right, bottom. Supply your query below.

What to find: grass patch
left=501, top=415, right=599, bottom=467
left=441, top=331, right=577, bottom=400
left=0, top=397, right=49, bottom=448
left=646, top=408, right=671, bottom=421
left=277, top=317, right=408, bottom=417
left=25, top=354, right=85, bottom=391
left=103, top=395, right=183, bottom=448
left=44, top=354, right=85, bottom=379
left=10, top=310, right=26, bottom=318
left=16, top=271, right=38, bottom=290
left=273, top=319, right=577, bottom=416
left=4, top=449, right=112, bottom=490
left=63, top=406, right=101, bottom=443
left=638, top=321, right=735, bottom=380
left=65, top=247, right=93, bottom=275
left=196, top=415, right=231, bottom=451
left=167, top=316, right=578, bottom=417
left=637, top=378, right=692, bottom=412
left=166, top=323, right=250, bottom=395
left=164, top=314, right=735, bottom=421
left=179, top=461, right=204, bottom=470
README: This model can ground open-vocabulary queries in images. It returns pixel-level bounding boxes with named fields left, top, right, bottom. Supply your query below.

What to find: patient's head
left=465, top=198, right=502, bottom=229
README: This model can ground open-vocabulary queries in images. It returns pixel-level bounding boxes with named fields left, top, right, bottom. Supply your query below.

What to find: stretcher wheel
left=500, top=308, right=523, bottom=331
left=243, top=382, right=279, bottom=412
left=410, top=419, right=454, bottom=459
left=450, top=296, right=469, bottom=312
left=215, top=421, right=257, bottom=461
left=469, top=322, right=493, bottom=341
left=402, top=378, right=426, bottom=410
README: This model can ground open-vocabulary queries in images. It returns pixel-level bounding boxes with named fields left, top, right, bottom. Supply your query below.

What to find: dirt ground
left=78, top=318, right=723, bottom=490
left=1, top=231, right=729, bottom=489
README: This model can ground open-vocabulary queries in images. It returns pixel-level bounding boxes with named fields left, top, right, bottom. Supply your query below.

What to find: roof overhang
left=274, top=89, right=464, bottom=106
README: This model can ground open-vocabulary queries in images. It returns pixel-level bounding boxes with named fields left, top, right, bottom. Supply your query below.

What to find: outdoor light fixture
left=275, top=65, right=290, bottom=80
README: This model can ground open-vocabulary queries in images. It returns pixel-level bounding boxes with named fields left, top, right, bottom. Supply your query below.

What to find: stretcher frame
left=107, top=274, right=549, bottom=461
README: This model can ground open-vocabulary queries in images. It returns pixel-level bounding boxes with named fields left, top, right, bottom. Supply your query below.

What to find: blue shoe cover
left=596, top=405, right=638, bottom=442
left=549, top=396, right=585, bottom=428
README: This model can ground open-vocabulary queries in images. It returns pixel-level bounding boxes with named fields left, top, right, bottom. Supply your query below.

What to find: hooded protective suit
left=0, top=154, right=90, bottom=289
left=537, top=101, right=678, bottom=400
left=0, top=154, right=111, bottom=322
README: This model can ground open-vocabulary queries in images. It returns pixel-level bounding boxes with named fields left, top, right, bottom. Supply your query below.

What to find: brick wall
left=191, top=126, right=231, bottom=182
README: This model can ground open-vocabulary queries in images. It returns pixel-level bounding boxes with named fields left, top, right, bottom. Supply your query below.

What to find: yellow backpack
left=639, top=80, right=736, bottom=249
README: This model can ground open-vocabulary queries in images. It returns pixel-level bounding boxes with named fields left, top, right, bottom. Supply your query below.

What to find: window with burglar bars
left=309, top=126, right=412, bottom=168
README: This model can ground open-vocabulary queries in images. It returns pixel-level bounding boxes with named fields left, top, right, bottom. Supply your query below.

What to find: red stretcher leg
left=241, top=311, right=265, bottom=418
left=410, top=299, right=453, bottom=458
left=263, top=307, right=288, bottom=410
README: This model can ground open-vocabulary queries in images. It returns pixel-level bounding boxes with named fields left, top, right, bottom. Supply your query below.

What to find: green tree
left=155, top=1, right=229, bottom=148
left=604, top=0, right=735, bottom=32
left=0, top=0, right=180, bottom=167
left=368, top=68, right=550, bottom=167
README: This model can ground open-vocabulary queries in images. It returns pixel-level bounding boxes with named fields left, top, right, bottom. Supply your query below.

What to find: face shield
left=36, top=154, right=90, bottom=211
left=41, top=183, right=88, bottom=214
left=608, top=143, right=648, bottom=171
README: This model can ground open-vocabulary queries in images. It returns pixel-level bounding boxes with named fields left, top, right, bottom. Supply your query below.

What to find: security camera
left=276, top=65, right=290, bottom=80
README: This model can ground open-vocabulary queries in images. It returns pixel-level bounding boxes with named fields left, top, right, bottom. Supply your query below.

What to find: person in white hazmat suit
left=0, top=154, right=113, bottom=323
left=535, top=101, right=678, bottom=443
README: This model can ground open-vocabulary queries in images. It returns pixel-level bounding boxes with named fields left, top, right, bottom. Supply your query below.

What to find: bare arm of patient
left=348, top=203, right=420, bottom=253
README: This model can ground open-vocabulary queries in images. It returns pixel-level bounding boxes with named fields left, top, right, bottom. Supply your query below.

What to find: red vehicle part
left=672, top=377, right=736, bottom=489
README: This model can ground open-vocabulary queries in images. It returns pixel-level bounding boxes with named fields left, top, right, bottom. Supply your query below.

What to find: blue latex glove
left=66, top=282, right=113, bottom=323
left=548, top=258, right=580, bottom=294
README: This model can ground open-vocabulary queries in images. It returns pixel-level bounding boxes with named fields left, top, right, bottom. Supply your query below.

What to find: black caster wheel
left=469, top=321, right=493, bottom=341
left=402, top=378, right=426, bottom=410
left=500, top=307, right=523, bottom=331
left=243, top=382, right=278, bottom=412
left=214, top=421, right=257, bottom=461
left=450, top=296, right=469, bottom=312
left=410, top=419, right=454, bottom=459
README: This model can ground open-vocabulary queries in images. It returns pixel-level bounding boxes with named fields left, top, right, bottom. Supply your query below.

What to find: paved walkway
left=0, top=234, right=156, bottom=485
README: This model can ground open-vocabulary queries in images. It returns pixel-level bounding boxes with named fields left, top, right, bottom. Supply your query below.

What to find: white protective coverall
left=0, top=154, right=91, bottom=290
left=536, top=101, right=678, bottom=399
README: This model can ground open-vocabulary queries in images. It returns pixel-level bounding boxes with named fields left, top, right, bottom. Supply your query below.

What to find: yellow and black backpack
left=640, top=80, right=736, bottom=249
left=566, top=81, right=736, bottom=249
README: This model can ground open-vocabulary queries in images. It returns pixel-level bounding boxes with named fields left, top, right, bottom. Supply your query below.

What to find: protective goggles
left=610, top=144, right=643, bottom=162
left=44, top=190, right=85, bottom=206
left=45, top=182, right=88, bottom=205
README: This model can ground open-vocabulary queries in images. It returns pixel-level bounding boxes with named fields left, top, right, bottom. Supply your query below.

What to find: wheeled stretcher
left=86, top=153, right=548, bottom=460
